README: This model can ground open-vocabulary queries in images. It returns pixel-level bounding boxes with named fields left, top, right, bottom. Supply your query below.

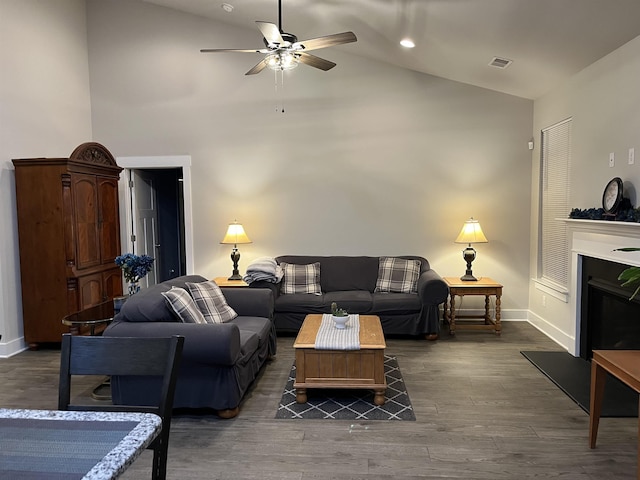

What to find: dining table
left=0, top=408, right=162, bottom=479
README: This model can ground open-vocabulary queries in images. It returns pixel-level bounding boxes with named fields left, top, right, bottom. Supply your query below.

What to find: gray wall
left=0, top=0, right=534, bottom=355
left=0, top=0, right=92, bottom=356
left=87, top=0, right=533, bottom=309
left=529, top=35, right=640, bottom=347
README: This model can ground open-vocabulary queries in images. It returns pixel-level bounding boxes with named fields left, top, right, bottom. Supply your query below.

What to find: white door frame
left=116, top=155, right=195, bottom=275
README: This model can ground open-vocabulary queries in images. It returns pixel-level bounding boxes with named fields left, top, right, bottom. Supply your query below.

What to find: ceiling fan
left=200, top=0, right=357, bottom=75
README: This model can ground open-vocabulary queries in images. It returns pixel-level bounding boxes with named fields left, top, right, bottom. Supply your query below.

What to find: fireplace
left=565, top=219, right=640, bottom=356
left=579, top=256, right=640, bottom=360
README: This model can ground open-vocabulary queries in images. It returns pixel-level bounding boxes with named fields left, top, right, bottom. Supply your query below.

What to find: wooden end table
left=293, top=314, right=387, bottom=405
left=589, top=349, right=640, bottom=479
left=213, top=277, right=249, bottom=287
left=443, top=277, right=503, bottom=335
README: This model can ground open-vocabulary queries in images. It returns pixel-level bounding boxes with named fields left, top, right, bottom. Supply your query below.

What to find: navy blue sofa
left=249, top=255, right=448, bottom=338
left=104, top=275, right=275, bottom=418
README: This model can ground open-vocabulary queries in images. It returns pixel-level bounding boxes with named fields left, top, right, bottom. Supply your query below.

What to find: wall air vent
left=489, top=57, right=513, bottom=69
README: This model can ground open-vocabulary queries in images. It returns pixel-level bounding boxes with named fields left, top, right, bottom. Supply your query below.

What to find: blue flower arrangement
left=115, top=253, right=155, bottom=284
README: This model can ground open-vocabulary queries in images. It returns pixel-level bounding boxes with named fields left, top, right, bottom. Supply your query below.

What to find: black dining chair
left=58, top=333, right=184, bottom=480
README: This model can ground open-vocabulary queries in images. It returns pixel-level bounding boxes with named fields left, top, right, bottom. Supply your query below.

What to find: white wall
left=86, top=0, right=534, bottom=319
left=0, top=0, right=93, bottom=356
left=529, top=35, right=640, bottom=349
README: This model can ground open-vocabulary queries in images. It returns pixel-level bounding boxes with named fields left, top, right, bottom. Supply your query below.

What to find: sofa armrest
left=105, top=321, right=241, bottom=366
left=247, top=280, right=281, bottom=298
left=417, top=269, right=449, bottom=306
left=221, top=287, right=274, bottom=318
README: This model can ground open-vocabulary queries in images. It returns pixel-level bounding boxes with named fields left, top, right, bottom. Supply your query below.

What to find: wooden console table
left=589, top=350, right=640, bottom=479
left=443, top=277, right=502, bottom=335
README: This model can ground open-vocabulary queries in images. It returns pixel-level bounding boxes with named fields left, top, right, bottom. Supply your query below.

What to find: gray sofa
left=249, top=255, right=448, bottom=337
left=104, top=275, right=275, bottom=418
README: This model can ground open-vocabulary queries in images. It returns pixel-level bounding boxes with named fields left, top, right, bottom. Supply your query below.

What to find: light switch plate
left=629, top=147, right=635, bottom=165
left=609, top=152, right=615, bottom=167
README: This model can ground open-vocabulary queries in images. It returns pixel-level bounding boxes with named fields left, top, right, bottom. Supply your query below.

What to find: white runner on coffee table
left=315, top=314, right=360, bottom=350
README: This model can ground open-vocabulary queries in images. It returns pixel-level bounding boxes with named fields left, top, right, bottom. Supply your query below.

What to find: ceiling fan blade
left=256, top=21, right=285, bottom=47
left=294, top=32, right=357, bottom=52
left=200, top=48, right=268, bottom=54
left=245, top=58, right=270, bottom=75
left=298, top=52, right=336, bottom=71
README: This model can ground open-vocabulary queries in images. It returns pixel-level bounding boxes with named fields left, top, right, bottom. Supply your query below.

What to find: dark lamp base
left=228, top=273, right=243, bottom=281
left=461, top=245, right=478, bottom=282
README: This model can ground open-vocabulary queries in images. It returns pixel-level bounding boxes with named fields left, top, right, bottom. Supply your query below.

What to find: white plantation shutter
left=540, top=118, right=572, bottom=287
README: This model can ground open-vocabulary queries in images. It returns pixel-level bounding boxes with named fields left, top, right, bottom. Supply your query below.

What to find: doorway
left=131, top=168, right=186, bottom=284
left=117, top=155, right=195, bottom=287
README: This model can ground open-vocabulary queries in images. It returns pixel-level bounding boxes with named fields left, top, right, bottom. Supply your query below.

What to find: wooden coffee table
left=293, top=314, right=387, bottom=405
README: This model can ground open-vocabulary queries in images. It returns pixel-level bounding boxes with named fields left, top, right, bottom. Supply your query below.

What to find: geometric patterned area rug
left=275, top=355, right=416, bottom=421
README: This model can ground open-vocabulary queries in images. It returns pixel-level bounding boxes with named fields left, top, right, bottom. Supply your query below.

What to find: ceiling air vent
left=489, top=57, right=513, bottom=69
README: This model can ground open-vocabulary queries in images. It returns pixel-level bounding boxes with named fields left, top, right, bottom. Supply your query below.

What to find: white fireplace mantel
left=564, top=219, right=640, bottom=355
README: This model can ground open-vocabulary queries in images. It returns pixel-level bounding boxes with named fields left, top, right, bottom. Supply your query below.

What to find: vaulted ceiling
left=142, top=0, right=640, bottom=99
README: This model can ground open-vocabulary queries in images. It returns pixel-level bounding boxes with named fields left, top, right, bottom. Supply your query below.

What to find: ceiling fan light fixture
left=266, top=52, right=299, bottom=71
left=400, top=38, right=415, bottom=48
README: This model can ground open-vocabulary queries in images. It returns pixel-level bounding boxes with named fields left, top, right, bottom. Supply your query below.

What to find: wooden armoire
left=13, top=142, right=124, bottom=348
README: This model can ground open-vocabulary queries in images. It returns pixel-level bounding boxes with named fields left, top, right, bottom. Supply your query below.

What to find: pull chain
left=274, top=69, right=286, bottom=113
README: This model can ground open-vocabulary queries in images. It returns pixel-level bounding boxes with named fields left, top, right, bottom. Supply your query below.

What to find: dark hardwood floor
left=1, top=322, right=636, bottom=479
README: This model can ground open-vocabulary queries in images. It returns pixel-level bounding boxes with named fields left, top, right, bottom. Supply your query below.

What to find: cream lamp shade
left=220, top=222, right=252, bottom=246
left=455, top=218, right=488, bottom=245
left=220, top=221, right=252, bottom=280
left=454, top=218, right=488, bottom=281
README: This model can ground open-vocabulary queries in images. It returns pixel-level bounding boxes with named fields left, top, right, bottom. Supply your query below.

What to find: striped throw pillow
left=374, top=257, right=421, bottom=294
left=162, top=286, right=207, bottom=323
left=186, top=280, right=238, bottom=323
left=280, top=262, right=322, bottom=295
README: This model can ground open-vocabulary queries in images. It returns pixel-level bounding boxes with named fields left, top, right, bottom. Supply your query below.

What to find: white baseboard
left=0, top=336, right=28, bottom=358
left=443, top=308, right=528, bottom=321
left=526, top=310, right=573, bottom=353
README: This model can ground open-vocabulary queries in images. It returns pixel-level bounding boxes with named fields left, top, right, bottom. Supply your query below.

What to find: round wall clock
left=602, top=177, right=623, bottom=214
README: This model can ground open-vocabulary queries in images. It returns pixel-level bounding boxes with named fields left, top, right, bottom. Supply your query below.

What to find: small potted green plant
left=330, top=302, right=349, bottom=329
left=616, top=248, right=640, bottom=300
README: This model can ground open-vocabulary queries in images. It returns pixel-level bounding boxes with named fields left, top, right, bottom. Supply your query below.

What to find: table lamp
left=220, top=221, right=252, bottom=280
left=454, top=217, right=488, bottom=281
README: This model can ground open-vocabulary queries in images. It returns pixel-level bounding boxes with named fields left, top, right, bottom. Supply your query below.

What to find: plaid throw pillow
left=162, top=287, right=207, bottom=324
left=186, top=280, right=238, bottom=323
left=280, top=262, right=322, bottom=295
left=374, top=257, right=421, bottom=294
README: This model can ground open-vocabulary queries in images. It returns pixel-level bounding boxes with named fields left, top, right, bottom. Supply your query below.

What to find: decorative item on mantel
left=569, top=178, right=639, bottom=222
left=454, top=217, right=488, bottom=281
left=330, top=302, right=349, bottom=329
left=115, top=253, right=155, bottom=296
left=569, top=207, right=640, bottom=222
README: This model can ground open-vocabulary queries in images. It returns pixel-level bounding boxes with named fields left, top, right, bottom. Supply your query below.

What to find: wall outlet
left=629, top=147, right=635, bottom=165
left=609, top=152, right=615, bottom=167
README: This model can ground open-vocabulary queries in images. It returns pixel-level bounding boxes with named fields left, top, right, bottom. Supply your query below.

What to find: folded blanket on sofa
left=244, top=257, right=283, bottom=284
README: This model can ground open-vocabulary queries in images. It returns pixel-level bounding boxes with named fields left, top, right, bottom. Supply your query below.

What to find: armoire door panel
left=77, top=273, right=104, bottom=309
left=73, top=174, right=101, bottom=270
left=103, top=268, right=124, bottom=299
left=98, top=177, right=121, bottom=263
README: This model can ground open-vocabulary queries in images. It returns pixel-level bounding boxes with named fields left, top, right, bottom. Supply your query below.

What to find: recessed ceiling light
left=400, top=39, right=415, bottom=48
left=221, top=3, right=234, bottom=13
